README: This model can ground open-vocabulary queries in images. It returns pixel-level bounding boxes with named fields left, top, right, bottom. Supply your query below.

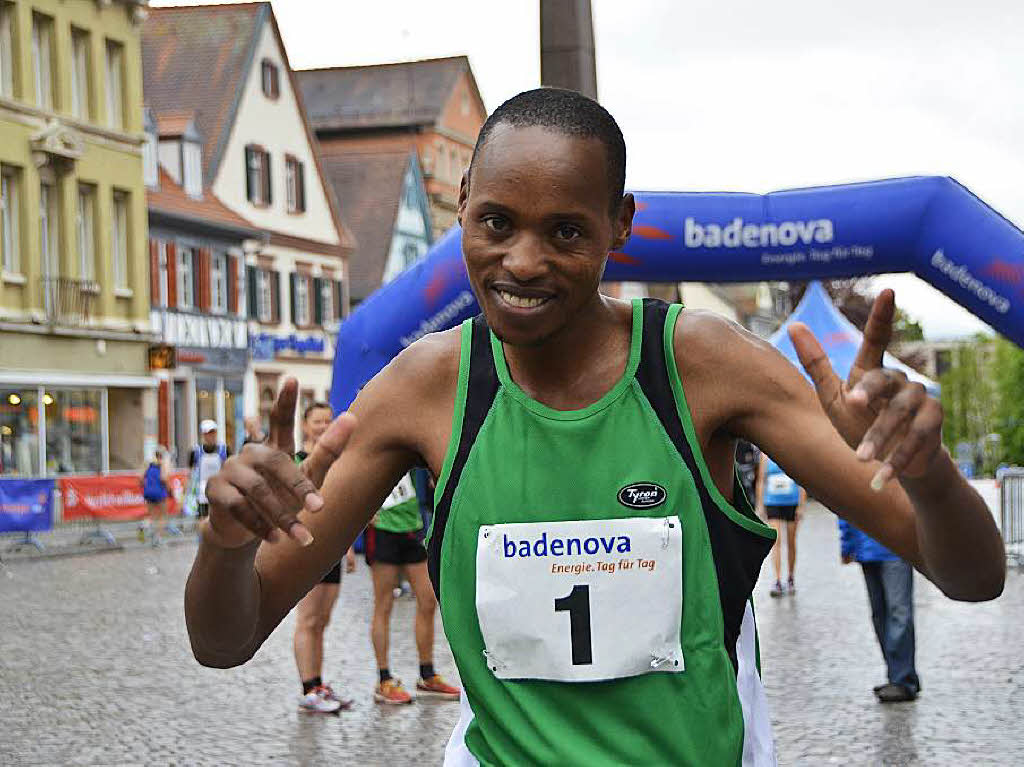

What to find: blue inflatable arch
left=330, top=176, right=1024, bottom=411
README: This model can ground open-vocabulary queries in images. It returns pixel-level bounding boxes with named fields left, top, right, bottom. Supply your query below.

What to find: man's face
left=202, top=429, right=217, bottom=446
left=302, top=407, right=332, bottom=444
left=459, top=125, right=633, bottom=347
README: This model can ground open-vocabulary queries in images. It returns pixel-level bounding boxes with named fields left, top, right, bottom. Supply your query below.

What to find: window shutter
left=166, top=242, right=178, bottom=308
left=244, top=147, right=253, bottom=202
left=227, top=255, right=237, bottom=316
left=271, top=270, right=281, bottom=323
left=289, top=272, right=297, bottom=325
left=263, top=151, right=272, bottom=205
left=149, top=240, right=160, bottom=306
left=313, top=277, right=323, bottom=325
left=298, top=162, right=306, bottom=212
left=246, top=265, right=257, bottom=318
left=334, top=279, right=343, bottom=319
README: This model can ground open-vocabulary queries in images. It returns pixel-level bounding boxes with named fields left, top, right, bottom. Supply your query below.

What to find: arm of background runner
left=755, top=453, right=767, bottom=518
left=184, top=332, right=458, bottom=668
left=675, top=312, right=1004, bottom=602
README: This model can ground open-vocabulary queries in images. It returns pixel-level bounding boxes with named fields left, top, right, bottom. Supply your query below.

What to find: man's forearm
left=902, top=448, right=1006, bottom=602
left=184, top=525, right=264, bottom=667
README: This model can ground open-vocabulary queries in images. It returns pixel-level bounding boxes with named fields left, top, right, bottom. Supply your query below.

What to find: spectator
left=757, top=453, right=805, bottom=597
left=839, top=519, right=921, bottom=703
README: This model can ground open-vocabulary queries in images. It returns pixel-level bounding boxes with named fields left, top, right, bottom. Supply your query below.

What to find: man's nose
left=502, top=235, right=549, bottom=282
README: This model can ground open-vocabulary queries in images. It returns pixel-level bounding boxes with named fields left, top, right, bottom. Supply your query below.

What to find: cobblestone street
left=2, top=504, right=1021, bottom=765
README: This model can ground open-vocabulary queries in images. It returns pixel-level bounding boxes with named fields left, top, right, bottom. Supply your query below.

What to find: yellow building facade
left=0, top=0, right=153, bottom=477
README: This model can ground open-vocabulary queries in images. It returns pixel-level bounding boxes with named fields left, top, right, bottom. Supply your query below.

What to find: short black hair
left=302, top=401, right=333, bottom=421
left=469, top=88, right=626, bottom=214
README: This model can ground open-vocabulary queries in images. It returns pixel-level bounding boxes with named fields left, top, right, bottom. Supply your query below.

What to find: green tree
left=994, top=337, right=1024, bottom=465
left=939, top=337, right=998, bottom=473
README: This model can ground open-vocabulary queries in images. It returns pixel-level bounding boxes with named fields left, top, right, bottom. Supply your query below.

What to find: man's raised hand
left=788, top=289, right=943, bottom=491
left=203, top=378, right=357, bottom=549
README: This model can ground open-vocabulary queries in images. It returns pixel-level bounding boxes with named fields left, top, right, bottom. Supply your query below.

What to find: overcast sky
left=154, top=0, right=1024, bottom=339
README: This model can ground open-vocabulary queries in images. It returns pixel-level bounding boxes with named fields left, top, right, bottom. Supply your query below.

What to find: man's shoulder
left=672, top=308, right=767, bottom=377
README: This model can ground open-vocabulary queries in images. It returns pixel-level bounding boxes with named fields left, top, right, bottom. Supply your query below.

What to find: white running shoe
left=298, top=685, right=343, bottom=714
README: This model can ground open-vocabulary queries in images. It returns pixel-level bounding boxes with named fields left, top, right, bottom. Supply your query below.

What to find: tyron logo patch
left=618, top=482, right=667, bottom=509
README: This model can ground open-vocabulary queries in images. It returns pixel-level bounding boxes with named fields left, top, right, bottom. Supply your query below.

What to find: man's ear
left=457, top=170, right=470, bottom=227
left=611, top=193, right=636, bottom=251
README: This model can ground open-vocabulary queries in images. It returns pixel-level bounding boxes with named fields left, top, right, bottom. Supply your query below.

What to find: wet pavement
left=1, top=504, right=1021, bottom=765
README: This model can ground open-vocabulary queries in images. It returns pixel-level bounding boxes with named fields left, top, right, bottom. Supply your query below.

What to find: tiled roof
left=296, top=56, right=472, bottom=132
left=143, top=3, right=266, bottom=183
left=155, top=110, right=195, bottom=138
left=320, top=150, right=411, bottom=301
left=147, top=167, right=260, bottom=238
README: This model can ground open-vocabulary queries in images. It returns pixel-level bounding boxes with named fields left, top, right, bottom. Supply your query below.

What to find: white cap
left=200, top=419, right=218, bottom=434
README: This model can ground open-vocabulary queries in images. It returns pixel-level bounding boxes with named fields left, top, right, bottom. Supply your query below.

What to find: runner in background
left=365, top=473, right=459, bottom=705
left=189, top=420, right=229, bottom=519
left=139, top=446, right=170, bottom=545
left=292, top=402, right=355, bottom=714
left=757, top=452, right=806, bottom=597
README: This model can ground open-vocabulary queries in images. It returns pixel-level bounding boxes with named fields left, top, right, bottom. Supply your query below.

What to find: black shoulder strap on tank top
left=635, top=298, right=773, bottom=670
left=427, top=314, right=500, bottom=603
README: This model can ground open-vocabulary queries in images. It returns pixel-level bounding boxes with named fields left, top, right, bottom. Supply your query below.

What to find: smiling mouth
left=495, top=289, right=553, bottom=309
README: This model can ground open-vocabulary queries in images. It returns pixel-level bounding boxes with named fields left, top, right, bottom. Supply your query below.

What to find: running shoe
left=416, top=675, right=460, bottom=701
left=769, top=581, right=785, bottom=598
left=374, top=678, right=413, bottom=705
left=320, top=683, right=354, bottom=710
left=298, top=685, right=343, bottom=714
left=786, top=577, right=796, bottom=595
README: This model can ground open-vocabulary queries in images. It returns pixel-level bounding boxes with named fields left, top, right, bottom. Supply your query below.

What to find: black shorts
left=320, top=561, right=342, bottom=584
left=364, top=526, right=427, bottom=567
left=766, top=504, right=797, bottom=522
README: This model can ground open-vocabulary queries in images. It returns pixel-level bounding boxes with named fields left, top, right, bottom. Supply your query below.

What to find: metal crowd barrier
left=998, top=468, right=1024, bottom=566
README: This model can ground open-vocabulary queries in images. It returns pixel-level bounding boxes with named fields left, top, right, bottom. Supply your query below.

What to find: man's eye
left=482, top=215, right=509, bottom=233
left=554, top=224, right=582, bottom=241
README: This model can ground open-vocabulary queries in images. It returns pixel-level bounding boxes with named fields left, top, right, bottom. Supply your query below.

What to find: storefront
left=0, top=371, right=157, bottom=477
left=150, top=312, right=250, bottom=467
left=246, top=330, right=335, bottom=434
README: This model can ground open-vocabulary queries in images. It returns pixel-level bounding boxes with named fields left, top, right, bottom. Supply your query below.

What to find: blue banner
left=0, top=478, right=54, bottom=533
left=330, top=176, right=1024, bottom=411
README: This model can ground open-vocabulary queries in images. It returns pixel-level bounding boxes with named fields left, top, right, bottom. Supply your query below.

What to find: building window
left=177, top=247, right=195, bottom=309
left=70, top=28, right=91, bottom=120
left=0, top=388, right=39, bottom=476
left=105, top=40, right=124, bottom=130
left=294, top=274, right=310, bottom=326
left=211, top=252, right=227, bottom=314
left=32, top=14, right=54, bottom=110
left=45, top=389, right=102, bottom=475
left=77, top=185, right=96, bottom=282
left=1, top=3, right=17, bottom=99
left=143, top=132, right=158, bottom=187
left=320, top=278, right=334, bottom=325
left=245, top=146, right=271, bottom=205
left=1, top=166, right=20, bottom=274
left=183, top=140, right=202, bottom=198
left=256, top=269, right=272, bottom=322
left=285, top=156, right=305, bottom=213
left=261, top=59, right=279, bottom=99
left=111, top=191, right=128, bottom=289
left=39, top=182, right=58, bottom=279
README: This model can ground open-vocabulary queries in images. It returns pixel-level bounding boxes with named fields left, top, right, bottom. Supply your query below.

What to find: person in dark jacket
left=839, top=519, right=921, bottom=702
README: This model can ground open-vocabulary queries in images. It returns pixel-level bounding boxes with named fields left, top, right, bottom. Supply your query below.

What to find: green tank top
left=427, top=299, right=778, bottom=766
left=374, top=473, right=423, bottom=533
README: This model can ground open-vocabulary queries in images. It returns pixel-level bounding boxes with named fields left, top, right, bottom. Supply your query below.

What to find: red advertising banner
left=60, top=471, right=191, bottom=521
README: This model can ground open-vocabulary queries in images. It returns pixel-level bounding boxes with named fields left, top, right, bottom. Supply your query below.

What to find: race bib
left=381, top=474, right=416, bottom=509
left=767, top=475, right=794, bottom=495
left=475, top=516, right=684, bottom=683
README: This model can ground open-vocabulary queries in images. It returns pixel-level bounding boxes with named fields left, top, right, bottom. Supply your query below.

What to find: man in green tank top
left=186, top=89, right=1005, bottom=765
left=365, top=473, right=460, bottom=705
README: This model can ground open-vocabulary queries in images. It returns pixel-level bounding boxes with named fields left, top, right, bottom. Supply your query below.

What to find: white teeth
left=498, top=290, right=547, bottom=308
